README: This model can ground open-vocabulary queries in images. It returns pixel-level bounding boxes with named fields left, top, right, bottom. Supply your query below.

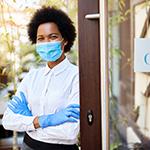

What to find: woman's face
left=36, top=22, right=67, bottom=51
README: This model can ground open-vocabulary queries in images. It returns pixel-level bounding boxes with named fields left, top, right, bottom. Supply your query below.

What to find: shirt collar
left=44, top=57, right=70, bottom=76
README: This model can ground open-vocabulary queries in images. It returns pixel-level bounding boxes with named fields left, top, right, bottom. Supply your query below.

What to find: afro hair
left=28, top=6, right=76, bottom=52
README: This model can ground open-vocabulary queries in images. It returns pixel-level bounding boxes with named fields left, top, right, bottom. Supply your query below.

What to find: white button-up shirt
left=2, top=57, right=79, bottom=145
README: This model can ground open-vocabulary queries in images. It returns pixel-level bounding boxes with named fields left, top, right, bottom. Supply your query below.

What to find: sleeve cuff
left=22, top=116, right=36, bottom=131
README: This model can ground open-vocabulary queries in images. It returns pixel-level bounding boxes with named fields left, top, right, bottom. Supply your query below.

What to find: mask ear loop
left=60, top=38, right=67, bottom=52
left=61, top=38, right=68, bottom=47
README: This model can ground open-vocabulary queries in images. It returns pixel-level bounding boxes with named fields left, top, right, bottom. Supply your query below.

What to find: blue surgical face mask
left=36, top=41, right=63, bottom=62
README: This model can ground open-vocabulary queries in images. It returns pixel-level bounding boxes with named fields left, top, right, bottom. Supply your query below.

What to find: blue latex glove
left=38, top=104, right=80, bottom=128
left=7, top=91, right=32, bottom=116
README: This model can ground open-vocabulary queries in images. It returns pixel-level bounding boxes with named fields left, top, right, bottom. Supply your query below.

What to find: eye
left=49, top=34, right=59, bottom=40
left=37, top=37, right=44, bottom=41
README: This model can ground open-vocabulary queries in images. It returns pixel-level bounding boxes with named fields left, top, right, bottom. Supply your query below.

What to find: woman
left=2, top=6, right=80, bottom=150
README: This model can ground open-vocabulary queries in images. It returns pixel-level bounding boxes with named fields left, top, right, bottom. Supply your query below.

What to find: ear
left=61, top=40, right=68, bottom=52
left=64, top=41, right=68, bottom=46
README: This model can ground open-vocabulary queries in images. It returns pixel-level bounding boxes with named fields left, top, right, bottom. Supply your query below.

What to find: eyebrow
left=37, top=33, right=60, bottom=37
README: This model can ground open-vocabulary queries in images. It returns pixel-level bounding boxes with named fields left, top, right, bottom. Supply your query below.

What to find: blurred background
left=0, top=0, right=78, bottom=149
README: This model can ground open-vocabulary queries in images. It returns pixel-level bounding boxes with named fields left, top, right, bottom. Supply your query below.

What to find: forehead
left=37, top=22, right=61, bottom=35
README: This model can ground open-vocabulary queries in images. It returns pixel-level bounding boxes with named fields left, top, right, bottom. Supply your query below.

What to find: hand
left=7, top=91, right=32, bottom=116
left=38, top=104, right=80, bottom=128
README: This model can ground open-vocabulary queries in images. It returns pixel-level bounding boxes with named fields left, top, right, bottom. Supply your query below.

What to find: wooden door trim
left=78, top=0, right=101, bottom=149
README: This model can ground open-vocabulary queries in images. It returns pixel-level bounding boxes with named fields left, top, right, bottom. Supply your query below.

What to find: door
left=78, top=0, right=105, bottom=149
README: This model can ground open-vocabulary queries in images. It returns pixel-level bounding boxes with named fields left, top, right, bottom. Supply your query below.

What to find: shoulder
left=67, top=62, right=79, bottom=83
left=68, top=62, right=79, bottom=75
left=23, top=66, right=45, bottom=80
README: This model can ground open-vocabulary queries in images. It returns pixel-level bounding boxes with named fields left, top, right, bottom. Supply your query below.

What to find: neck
left=47, top=54, right=65, bottom=69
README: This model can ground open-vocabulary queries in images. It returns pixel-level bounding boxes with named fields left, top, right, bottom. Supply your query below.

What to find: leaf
left=119, top=0, right=125, bottom=11
left=119, top=0, right=125, bottom=8
left=125, top=9, right=131, bottom=16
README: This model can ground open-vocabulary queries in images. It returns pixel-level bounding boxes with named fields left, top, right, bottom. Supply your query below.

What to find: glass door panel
left=109, top=1, right=150, bottom=149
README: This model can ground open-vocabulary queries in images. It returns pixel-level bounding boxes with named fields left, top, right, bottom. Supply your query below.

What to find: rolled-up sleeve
left=2, top=108, right=36, bottom=132
left=2, top=69, right=36, bottom=132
